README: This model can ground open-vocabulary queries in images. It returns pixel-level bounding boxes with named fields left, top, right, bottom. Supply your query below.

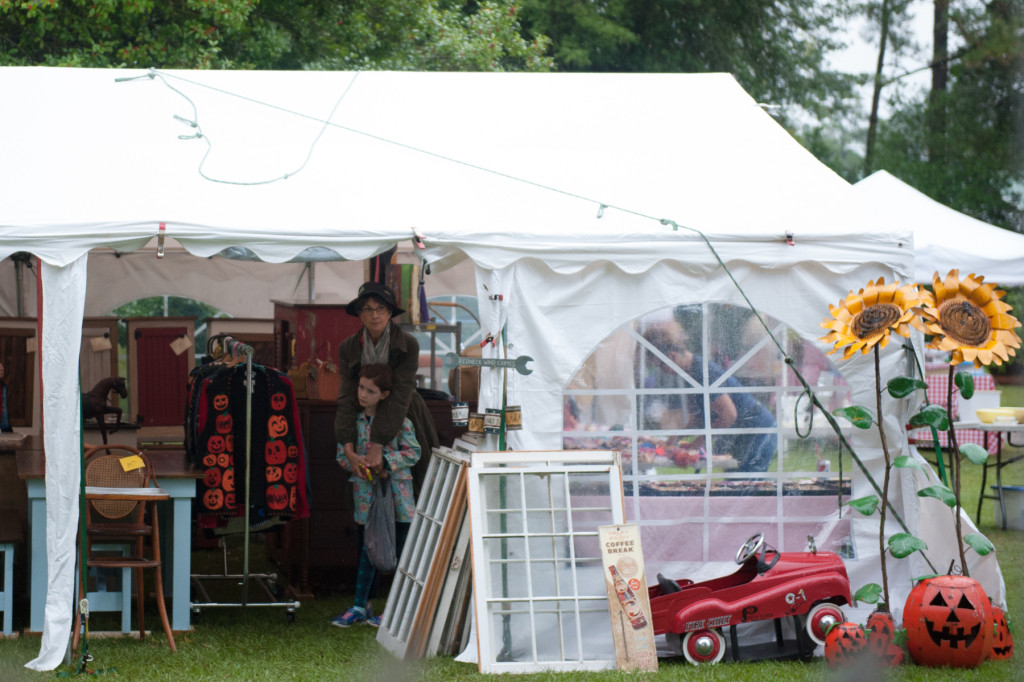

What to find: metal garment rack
left=190, top=336, right=299, bottom=621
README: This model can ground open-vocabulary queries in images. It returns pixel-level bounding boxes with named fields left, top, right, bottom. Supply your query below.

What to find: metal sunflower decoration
left=918, top=269, right=1022, bottom=368
left=820, top=277, right=927, bottom=359
left=819, top=277, right=928, bottom=612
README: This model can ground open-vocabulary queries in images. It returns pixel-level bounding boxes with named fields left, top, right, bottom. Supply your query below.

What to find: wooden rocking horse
left=81, top=376, right=128, bottom=444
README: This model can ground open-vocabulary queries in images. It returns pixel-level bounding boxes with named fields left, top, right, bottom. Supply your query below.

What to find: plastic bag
left=364, top=476, right=397, bottom=574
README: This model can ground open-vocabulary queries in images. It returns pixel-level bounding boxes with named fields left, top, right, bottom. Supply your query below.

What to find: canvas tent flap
left=855, top=170, right=1024, bottom=286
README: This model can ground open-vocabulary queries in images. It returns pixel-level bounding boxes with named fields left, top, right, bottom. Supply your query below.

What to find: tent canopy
left=3, top=67, right=1001, bottom=672
left=855, top=170, right=1024, bottom=286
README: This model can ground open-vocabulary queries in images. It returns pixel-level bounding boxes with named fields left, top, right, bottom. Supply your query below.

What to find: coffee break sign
left=598, top=524, right=658, bottom=672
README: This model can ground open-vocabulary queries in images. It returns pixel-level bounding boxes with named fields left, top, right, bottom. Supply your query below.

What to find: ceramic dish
left=975, top=407, right=1018, bottom=424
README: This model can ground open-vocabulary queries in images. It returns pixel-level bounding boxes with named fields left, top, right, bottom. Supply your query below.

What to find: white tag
left=169, top=336, right=193, bottom=355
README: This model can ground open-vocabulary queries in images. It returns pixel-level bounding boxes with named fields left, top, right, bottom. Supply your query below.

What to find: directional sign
left=443, top=352, right=534, bottom=376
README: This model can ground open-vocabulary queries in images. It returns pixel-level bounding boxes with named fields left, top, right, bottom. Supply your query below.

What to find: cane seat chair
left=72, top=444, right=176, bottom=652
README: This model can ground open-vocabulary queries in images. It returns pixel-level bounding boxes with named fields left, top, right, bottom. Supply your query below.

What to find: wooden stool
left=0, top=517, right=22, bottom=636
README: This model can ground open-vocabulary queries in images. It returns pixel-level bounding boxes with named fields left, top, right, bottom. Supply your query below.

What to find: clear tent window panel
left=468, top=451, right=625, bottom=674
left=563, top=303, right=855, bottom=571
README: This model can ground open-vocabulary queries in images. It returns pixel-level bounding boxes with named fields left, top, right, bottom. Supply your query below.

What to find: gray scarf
left=361, top=323, right=392, bottom=366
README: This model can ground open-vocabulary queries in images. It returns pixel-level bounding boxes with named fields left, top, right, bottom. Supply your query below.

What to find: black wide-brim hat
left=345, top=281, right=405, bottom=317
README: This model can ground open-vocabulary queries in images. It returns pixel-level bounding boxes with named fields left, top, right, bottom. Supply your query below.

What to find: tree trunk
left=928, top=0, right=950, bottom=166
left=864, top=0, right=892, bottom=177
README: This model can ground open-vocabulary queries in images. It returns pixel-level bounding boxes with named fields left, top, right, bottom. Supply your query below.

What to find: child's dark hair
left=359, top=363, right=393, bottom=392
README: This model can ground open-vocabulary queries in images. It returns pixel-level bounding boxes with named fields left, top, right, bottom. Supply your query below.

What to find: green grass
left=2, top=393, right=1022, bottom=679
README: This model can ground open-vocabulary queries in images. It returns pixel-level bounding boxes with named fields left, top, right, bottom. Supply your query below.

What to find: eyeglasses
left=360, top=305, right=389, bottom=316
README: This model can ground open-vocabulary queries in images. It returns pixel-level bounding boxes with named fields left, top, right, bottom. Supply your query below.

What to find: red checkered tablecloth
left=908, top=368, right=1000, bottom=454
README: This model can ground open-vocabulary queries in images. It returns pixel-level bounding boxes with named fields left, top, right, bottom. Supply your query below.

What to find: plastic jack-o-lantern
left=990, top=605, right=1014, bottom=661
left=824, top=622, right=867, bottom=668
left=865, top=610, right=905, bottom=666
left=270, top=392, right=288, bottom=411
left=266, top=440, right=287, bottom=465
left=267, top=414, right=289, bottom=439
left=904, top=575, right=994, bottom=668
left=266, top=483, right=288, bottom=511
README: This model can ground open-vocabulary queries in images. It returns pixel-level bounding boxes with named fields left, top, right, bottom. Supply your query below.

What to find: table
left=17, top=447, right=200, bottom=633
left=958, top=422, right=1024, bottom=530
left=908, top=370, right=999, bottom=454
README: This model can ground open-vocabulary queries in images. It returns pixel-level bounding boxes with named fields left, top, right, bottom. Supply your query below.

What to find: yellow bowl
left=976, top=407, right=1017, bottom=424
left=1002, top=406, right=1024, bottom=423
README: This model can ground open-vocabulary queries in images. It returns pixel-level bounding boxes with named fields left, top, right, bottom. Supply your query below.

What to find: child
left=332, top=363, right=421, bottom=627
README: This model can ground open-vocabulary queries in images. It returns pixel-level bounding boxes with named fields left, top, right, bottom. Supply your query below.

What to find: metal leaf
left=847, top=495, right=880, bottom=515
left=833, top=405, right=874, bottom=429
left=887, top=376, right=927, bottom=398
left=917, top=484, right=957, bottom=507
left=959, top=443, right=989, bottom=466
left=893, top=455, right=927, bottom=471
left=854, top=583, right=883, bottom=604
left=908, top=404, right=950, bottom=431
left=888, top=532, right=928, bottom=558
left=965, top=533, right=994, bottom=556
left=955, top=372, right=975, bottom=399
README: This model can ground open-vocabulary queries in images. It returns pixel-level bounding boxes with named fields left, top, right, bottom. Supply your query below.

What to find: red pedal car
left=649, top=533, right=853, bottom=664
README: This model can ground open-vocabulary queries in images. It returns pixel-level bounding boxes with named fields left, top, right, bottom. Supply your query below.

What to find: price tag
left=169, top=336, right=193, bottom=355
left=119, top=455, right=145, bottom=472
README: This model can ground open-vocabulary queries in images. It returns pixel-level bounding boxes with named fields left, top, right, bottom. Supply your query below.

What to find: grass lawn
left=2, top=391, right=1022, bottom=680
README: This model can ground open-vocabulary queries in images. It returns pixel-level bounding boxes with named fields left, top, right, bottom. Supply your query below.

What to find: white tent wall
left=855, top=170, right=1024, bottom=286
left=0, top=66, right=1006, bottom=669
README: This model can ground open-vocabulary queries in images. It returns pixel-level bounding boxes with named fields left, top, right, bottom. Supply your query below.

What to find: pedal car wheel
left=735, top=532, right=765, bottom=564
left=806, top=602, right=845, bottom=646
left=682, top=629, right=726, bottom=665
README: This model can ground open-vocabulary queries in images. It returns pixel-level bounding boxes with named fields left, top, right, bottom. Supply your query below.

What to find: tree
left=0, top=0, right=552, bottom=71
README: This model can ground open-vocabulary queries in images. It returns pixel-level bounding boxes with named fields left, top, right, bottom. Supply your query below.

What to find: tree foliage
left=0, top=0, right=552, bottom=71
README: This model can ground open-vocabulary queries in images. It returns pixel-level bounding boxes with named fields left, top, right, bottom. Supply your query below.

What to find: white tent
left=855, top=169, right=1024, bottom=286
left=0, top=67, right=1004, bottom=669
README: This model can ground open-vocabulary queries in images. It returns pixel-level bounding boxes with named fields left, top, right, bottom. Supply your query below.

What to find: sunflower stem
left=946, top=364, right=969, bottom=576
left=874, top=346, right=891, bottom=608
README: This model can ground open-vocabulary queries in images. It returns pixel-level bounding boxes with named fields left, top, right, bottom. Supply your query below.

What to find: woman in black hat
left=334, top=281, right=438, bottom=486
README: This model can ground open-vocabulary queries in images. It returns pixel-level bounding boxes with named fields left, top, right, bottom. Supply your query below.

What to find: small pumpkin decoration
left=270, top=392, right=288, bottom=411
left=265, top=440, right=287, bottom=465
left=824, top=621, right=867, bottom=667
left=267, top=414, right=289, bottom=438
left=216, top=412, right=234, bottom=434
left=202, top=453, right=218, bottom=467
left=212, top=393, right=229, bottom=412
left=203, top=467, right=222, bottom=488
left=225, top=434, right=235, bottom=453
left=289, top=485, right=297, bottom=512
left=865, top=610, right=904, bottom=666
left=207, top=434, right=226, bottom=454
left=283, top=461, right=299, bottom=484
left=203, top=487, right=224, bottom=510
left=217, top=452, right=231, bottom=468
left=224, top=491, right=236, bottom=509
left=221, top=468, right=235, bottom=492
left=904, top=575, right=994, bottom=668
left=287, top=444, right=299, bottom=459
left=266, top=465, right=282, bottom=482
left=266, top=483, right=288, bottom=510
left=990, top=605, right=1014, bottom=661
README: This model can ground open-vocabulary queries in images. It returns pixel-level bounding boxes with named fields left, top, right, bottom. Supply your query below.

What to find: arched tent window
left=562, top=302, right=858, bottom=572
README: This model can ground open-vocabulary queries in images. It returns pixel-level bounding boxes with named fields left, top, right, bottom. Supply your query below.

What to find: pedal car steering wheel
left=735, top=532, right=765, bottom=565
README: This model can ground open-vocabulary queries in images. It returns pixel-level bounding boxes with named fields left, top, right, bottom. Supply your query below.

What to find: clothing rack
left=190, top=334, right=300, bottom=621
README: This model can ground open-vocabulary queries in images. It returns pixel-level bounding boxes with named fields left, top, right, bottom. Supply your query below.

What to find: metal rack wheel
left=683, top=629, right=726, bottom=665
left=805, top=602, right=845, bottom=646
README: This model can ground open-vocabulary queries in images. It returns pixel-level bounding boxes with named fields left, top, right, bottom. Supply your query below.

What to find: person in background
left=333, top=364, right=420, bottom=627
left=642, top=321, right=776, bottom=472
left=0, top=362, right=12, bottom=432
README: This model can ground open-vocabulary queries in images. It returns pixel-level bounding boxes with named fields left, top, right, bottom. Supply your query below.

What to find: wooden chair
left=73, top=444, right=176, bottom=652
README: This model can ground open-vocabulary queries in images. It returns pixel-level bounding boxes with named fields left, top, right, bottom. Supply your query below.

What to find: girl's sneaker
left=331, top=605, right=372, bottom=627
left=367, top=613, right=382, bottom=627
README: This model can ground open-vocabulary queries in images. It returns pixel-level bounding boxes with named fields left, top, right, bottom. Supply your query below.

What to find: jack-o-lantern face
left=283, top=461, right=299, bottom=484
left=904, top=575, right=994, bottom=668
left=204, top=467, right=222, bottom=488
left=270, top=392, right=288, bottom=411
left=208, top=434, right=226, bottom=454
left=266, top=483, right=288, bottom=510
left=222, top=468, right=235, bottom=492
left=217, top=452, right=231, bottom=468
left=216, top=413, right=234, bottom=434
left=266, top=465, right=282, bottom=482
left=203, top=488, right=224, bottom=510
left=824, top=622, right=866, bottom=668
left=290, top=485, right=297, bottom=512
left=267, top=415, right=288, bottom=439
left=265, top=440, right=287, bottom=465
left=865, top=610, right=904, bottom=666
left=287, top=444, right=299, bottom=459
left=212, top=393, right=229, bottom=412
left=225, top=492, right=236, bottom=509
left=225, top=434, right=235, bottom=453
left=990, top=605, right=1014, bottom=661
left=203, top=453, right=218, bottom=467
